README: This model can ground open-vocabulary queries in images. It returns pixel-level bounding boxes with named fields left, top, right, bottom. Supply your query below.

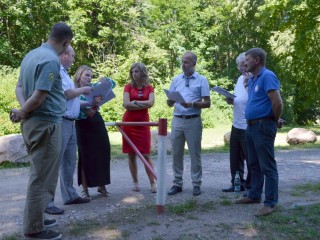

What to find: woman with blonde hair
left=122, top=62, right=156, bottom=193
left=74, top=65, right=111, bottom=199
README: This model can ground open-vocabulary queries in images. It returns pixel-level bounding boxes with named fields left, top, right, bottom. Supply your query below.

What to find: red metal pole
left=158, top=118, right=167, bottom=136
left=116, top=126, right=157, bottom=180
left=115, top=122, right=158, bottom=127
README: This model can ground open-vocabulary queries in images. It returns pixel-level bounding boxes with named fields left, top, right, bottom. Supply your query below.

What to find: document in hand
left=86, top=79, right=116, bottom=107
left=164, top=89, right=186, bottom=103
left=212, top=86, right=236, bottom=99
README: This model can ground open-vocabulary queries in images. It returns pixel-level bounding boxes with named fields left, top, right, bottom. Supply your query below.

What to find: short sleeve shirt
left=169, top=71, right=210, bottom=116
left=19, top=43, right=66, bottom=123
left=245, top=67, right=280, bottom=120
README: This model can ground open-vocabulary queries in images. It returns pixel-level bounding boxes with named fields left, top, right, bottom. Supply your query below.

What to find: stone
left=0, top=134, right=29, bottom=163
left=151, top=130, right=172, bottom=153
left=224, top=132, right=231, bottom=145
left=286, top=128, right=317, bottom=145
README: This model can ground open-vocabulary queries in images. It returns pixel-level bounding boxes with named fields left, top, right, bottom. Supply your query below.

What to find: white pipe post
left=156, top=118, right=167, bottom=214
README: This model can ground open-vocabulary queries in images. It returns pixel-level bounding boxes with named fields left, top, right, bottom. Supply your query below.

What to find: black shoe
left=24, top=229, right=62, bottom=239
left=168, top=185, right=182, bottom=195
left=64, top=197, right=90, bottom=205
left=44, top=219, right=57, bottom=228
left=222, top=186, right=234, bottom=192
left=193, top=186, right=201, bottom=196
left=45, top=206, right=65, bottom=215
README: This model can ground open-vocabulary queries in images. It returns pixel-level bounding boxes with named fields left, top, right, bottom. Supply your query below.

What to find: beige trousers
left=21, top=119, right=61, bottom=234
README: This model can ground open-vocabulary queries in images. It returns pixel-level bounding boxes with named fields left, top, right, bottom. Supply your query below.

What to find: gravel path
left=1, top=148, right=320, bottom=239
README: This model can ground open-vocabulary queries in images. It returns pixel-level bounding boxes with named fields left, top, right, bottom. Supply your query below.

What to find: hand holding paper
left=164, top=89, right=186, bottom=103
left=212, top=86, right=236, bottom=99
left=86, top=78, right=116, bottom=107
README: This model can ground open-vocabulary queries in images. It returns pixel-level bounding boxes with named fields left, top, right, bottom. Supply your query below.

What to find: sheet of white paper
left=85, top=81, right=112, bottom=104
left=86, top=79, right=115, bottom=106
left=212, top=86, right=236, bottom=99
left=164, top=89, right=186, bottom=103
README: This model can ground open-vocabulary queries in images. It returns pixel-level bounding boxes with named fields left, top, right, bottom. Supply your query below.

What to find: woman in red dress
left=122, top=62, right=156, bottom=193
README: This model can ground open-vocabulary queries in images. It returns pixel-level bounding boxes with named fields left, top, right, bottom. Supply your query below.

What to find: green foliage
left=98, top=80, right=233, bottom=131
left=258, top=0, right=320, bottom=124
left=0, top=66, right=21, bottom=135
left=0, top=0, right=69, bottom=67
left=0, top=0, right=319, bottom=126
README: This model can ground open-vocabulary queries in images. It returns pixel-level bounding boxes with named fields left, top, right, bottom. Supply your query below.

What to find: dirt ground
left=1, top=149, right=320, bottom=240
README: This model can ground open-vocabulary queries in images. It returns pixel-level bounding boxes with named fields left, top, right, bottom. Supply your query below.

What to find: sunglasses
left=185, top=78, right=190, bottom=87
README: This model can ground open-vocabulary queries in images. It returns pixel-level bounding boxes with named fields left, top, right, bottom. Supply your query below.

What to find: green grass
left=167, top=199, right=198, bottom=215
left=255, top=204, right=320, bottom=239
left=291, top=182, right=320, bottom=196
left=0, top=161, right=29, bottom=169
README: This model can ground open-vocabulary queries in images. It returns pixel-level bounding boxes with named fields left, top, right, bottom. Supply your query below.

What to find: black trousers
left=229, top=125, right=251, bottom=189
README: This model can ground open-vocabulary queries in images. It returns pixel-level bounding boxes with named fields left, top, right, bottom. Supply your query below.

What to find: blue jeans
left=246, top=119, right=278, bottom=207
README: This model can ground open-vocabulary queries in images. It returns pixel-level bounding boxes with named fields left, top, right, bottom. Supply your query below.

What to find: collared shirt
left=233, top=75, right=248, bottom=130
left=60, top=66, right=80, bottom=119
left=245, top=67, right=280, bottom=120
left=169, top=71, right=210, bottom=116
left=19, top=43, right=66, bottom=123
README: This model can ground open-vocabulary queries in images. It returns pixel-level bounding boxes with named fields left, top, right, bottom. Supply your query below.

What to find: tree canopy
left=0, top=0, right=319, bottom=124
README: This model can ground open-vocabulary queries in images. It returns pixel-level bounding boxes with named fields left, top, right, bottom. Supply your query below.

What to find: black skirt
left=75, top=112, right=111, bottom=187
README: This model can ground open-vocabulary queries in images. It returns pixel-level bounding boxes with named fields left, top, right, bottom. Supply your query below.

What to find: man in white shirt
left=45, top=45, right=92, bottom=214
left=167, top=51, right=211, bottom=196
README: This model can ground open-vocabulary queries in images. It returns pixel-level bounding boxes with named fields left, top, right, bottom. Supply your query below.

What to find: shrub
left=0, top=66, right=232, bottom=135
left=0, top=66, right=20, bottom=136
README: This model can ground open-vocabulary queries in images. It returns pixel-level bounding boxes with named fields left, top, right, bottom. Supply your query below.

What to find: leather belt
left=62, top=116, right=76, bottom=121
left=175, top=115, right=200, bottom=119
left=247, top=117, right=274, bottom=126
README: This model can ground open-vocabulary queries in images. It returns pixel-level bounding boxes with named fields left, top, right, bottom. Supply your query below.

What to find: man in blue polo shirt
left=10, top=22, right=73, bottom=240
left=167, top=51, right=211, bottom=196
left=235, top=48, right=283, bottom=217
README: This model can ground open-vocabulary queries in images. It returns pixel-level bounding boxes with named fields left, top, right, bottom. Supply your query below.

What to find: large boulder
left=0, top=134, right=29, bottom=163
left=286, top=128, right=317, bottom=145
left=224, top=132, right=231, bottom=145
left=151, top=130, right=172, bottom=154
